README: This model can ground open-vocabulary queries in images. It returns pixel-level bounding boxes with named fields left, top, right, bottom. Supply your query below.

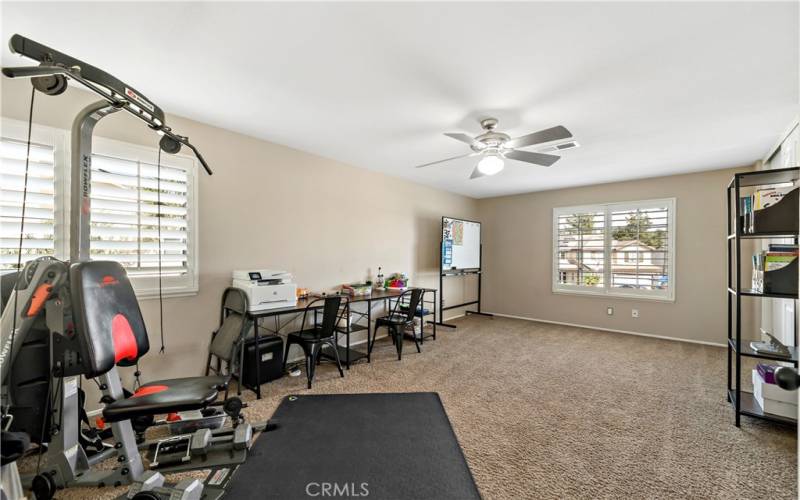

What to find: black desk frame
left=244, top=289, right=437, bottom=399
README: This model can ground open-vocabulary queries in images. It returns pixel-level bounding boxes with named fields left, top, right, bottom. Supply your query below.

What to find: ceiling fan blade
left=469, top=166, right=486, bottom=180
left=504, top=149, right=561, bottom=167
left=504, top=125, right=572, bottom=149
left=444, top=132, right=477, bottom=146
left=414, top=152, right=478, bottom=169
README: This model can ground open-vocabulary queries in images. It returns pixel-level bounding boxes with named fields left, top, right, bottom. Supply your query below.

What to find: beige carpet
left=26, top=316, right=798, bottom=499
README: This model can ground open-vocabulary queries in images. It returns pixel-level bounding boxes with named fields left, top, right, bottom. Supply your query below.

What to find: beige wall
left=1, top=76, right=762, bottom=381
left=477, top=167, right=756, bottom=345
left=1, top=79, right=478, bottom=388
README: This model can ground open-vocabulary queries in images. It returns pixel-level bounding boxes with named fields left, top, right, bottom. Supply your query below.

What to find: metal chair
left=283, top=296, right=345, bottom=389
left=206, top=287, right=251, bottom=395
left=329, top=295, right=367, bottom=368
left=371, top=288, right=424, bottom=360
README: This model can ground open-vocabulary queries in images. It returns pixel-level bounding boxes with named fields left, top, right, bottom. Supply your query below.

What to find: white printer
left=232, top=269, right=298, bottom=311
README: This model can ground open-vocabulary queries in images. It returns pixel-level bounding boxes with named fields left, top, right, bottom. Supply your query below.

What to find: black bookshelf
left=728, top=390, right=798, bottom=426
left=727, top=339, right=800, bottom=363
left=727, top=166, right=799, bottom=427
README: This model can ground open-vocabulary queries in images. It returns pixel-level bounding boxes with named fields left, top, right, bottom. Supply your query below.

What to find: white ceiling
left=2, top=2, right=798, bottom=198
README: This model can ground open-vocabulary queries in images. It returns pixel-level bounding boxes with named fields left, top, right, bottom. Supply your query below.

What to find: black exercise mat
left=227, top=392, right=480, bottom=499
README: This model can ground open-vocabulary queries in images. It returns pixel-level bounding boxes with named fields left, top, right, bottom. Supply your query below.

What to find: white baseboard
left=485, top=312, right=726, bottom=348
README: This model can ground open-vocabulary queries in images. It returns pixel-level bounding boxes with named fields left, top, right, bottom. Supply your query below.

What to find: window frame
left=1, top=118, right=199, bottom=299
left=1, top=119, right=69, bottom=268
left=552, top=198, right=676, bottom=302
left=91, top=136, right=200, bottom=298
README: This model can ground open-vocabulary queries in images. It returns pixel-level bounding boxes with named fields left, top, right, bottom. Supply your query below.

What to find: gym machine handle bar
left=1, top=34, right=213, bottom=175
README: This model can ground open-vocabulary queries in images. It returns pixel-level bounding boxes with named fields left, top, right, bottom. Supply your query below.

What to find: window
left=90, top=138, right=198, bottom=297
left=553, top=198, right=675, bottom=300
left=0, top=119, right=198, bottom=298
left=553, top=209, right=606, bottom=289
left=1, top=122, right=66, bottom=270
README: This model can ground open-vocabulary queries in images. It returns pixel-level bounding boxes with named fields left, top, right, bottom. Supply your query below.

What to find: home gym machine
left=0, top=35, right=269, bottom=500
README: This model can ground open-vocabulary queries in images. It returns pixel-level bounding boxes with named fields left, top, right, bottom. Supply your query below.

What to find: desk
left=244, top=288, right=437, bottom=398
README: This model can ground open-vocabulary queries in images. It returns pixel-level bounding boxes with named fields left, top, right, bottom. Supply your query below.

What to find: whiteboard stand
left=431, top=243, right=494, bottom=329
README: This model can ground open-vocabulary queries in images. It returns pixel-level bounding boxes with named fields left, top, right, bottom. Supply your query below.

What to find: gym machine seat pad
left=103, top=376, right=228, bottom=423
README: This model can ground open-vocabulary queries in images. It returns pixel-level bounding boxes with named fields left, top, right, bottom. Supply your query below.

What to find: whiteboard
left=442, top=217, right=481, bottom=270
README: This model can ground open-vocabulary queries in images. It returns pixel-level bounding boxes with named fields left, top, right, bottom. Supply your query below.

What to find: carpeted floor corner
left=33, top=316, right=798, bottom=499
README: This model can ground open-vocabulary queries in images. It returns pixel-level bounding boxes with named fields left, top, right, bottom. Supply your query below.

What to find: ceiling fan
left=415, top=118, right=575, bottom=179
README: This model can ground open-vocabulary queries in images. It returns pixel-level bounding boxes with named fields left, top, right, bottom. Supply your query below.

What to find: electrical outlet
left=631, top=309, right=639, bottom=318
left=607, top=307, right=614, bottom=316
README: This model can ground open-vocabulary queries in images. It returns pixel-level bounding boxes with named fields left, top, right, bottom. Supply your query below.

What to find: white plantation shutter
left=89, top=154, right=190, bottom=275
left=1, top=119, right=198, bottom=297
left=609, top=203, right=671, bottom=293
left=0, top=138, right=57, bottom=269
left=89, top=137, right=198, bottom=296
left=555, top=209, right=606, bottom=288
left=554, top=199, right=675, bottom=300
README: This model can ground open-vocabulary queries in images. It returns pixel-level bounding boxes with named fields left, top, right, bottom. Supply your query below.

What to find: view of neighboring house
left=557, top=239, right=668, bottom=289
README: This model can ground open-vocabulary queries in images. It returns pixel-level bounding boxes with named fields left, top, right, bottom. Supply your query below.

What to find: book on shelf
left=768, top=243, right=798, bottom=253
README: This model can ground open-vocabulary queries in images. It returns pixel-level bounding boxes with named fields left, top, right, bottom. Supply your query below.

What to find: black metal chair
left=283, top=296, right=345, bottom=389
left=328, top=295, right=367, bottom=368
left=206, top=287, right=250, bottom=395
left=371, top=288, right=424, bottom=360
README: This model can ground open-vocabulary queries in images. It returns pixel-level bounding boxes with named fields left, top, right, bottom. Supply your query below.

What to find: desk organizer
left=764, top=257, right=798, bottom=296
left=742, top=188, right=800, bottom=234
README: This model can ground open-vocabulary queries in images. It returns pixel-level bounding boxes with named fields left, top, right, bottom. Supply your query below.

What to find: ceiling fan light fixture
left=415, top=118, right=573, bottom=179
left=477, top=154, right=504, bottom=176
